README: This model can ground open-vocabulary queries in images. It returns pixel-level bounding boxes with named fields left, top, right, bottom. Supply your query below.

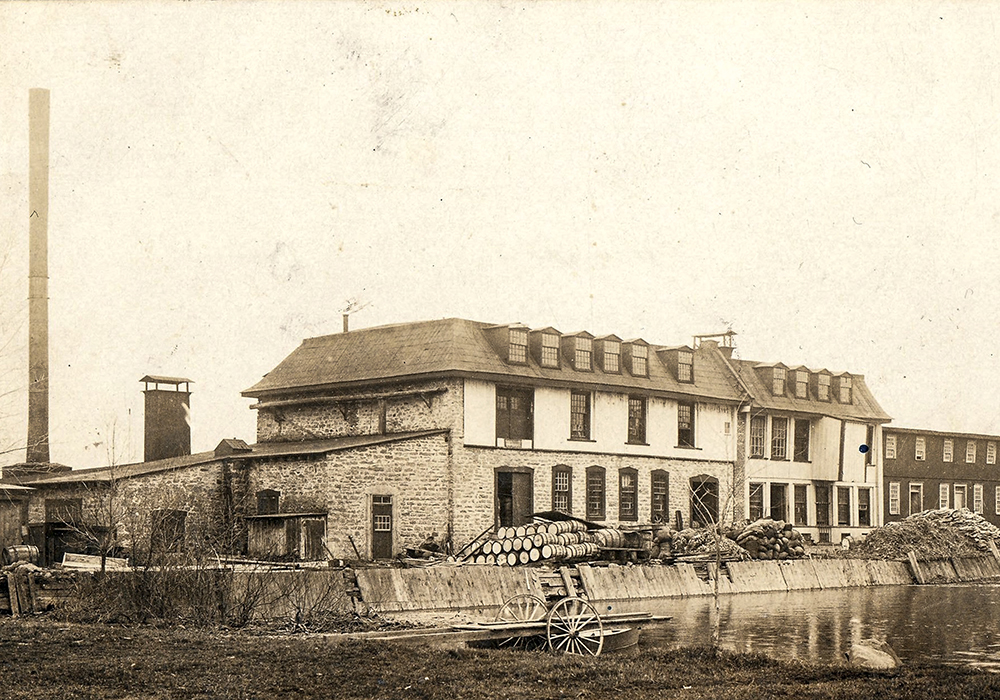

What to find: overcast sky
left=2, top=1, right=1000, bottom=469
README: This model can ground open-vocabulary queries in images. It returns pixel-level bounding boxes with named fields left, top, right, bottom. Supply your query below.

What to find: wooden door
left=496, top=470, right=533, bottom=527
left=0, top=501, right=23, bottom=548
left=302, top=519, right=325, bottom=561
left=372, top=495, right=393, bottom=559
left=954, top=485, right=966, bottom=510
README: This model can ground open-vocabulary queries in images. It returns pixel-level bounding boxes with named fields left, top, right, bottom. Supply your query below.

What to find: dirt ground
left=1, top=618, right=999, bottom=699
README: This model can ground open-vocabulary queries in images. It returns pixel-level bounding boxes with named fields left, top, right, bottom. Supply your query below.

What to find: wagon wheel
left=495, top=593, right=548, bottom=649
left=546, top=596, right=604, bottom=656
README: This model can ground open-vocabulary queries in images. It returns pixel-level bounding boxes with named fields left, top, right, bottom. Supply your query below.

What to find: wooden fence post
left=907, top=550, right=925, bottom=585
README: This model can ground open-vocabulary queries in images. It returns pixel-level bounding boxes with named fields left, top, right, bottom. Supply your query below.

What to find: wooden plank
left=907, top=551, right=925, bottom=585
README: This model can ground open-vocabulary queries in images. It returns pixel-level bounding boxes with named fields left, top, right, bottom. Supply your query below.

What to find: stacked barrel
left=469, top=521, right=603, bottom=566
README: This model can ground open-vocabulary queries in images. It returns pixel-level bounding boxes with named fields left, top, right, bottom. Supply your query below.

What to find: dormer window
left=678, top=351, right=694, bottom=383
left=794, top=370, right=808, bottom=399
left=838, top=376, right=853, bottom=404
left=602, top=339, right=620, bottom=373
left=508, top=328, right=528, bottom=364
left=772, top=367, right=786, bottom=396
left=817, top=374, right=831, bottom=401
left=630, top=344, right=648, bottom=377
left=540, top=333, right=560, bottom=368
left=574, top=337, right=593, bottom=371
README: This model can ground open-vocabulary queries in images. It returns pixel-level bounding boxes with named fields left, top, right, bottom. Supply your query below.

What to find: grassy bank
left=0, top=619, right=997, bottom=699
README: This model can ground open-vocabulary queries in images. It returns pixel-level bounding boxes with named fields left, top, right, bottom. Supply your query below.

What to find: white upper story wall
left=464, top=379, right=736, bottom=461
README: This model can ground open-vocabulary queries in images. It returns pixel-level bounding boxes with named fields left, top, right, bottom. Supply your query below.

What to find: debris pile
left=663, top=526, right=751, bottom=561
left=850, top=509, right=999, bottom=560
left=727, top=519, right=807, bottom=560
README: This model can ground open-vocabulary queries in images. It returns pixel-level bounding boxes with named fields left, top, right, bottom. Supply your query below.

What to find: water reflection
left=606, top=583, right=1000, bottom=669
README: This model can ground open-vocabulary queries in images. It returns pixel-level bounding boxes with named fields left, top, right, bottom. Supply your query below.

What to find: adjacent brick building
left=883, top=427, right=1000, bottom=528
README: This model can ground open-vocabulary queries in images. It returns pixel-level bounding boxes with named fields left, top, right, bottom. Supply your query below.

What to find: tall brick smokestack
left=26, top=88, right=50, bottom=464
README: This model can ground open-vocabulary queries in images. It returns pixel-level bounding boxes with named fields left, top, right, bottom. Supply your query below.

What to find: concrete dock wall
left=353, top=555, right=999, bottom=612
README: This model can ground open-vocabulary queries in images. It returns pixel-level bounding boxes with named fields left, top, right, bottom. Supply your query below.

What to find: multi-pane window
left=508, top=328, right=528, bottom=364
left=496, top=386, right=533, bottom=441
left=770, top=483, right=787, bottom=521
left=552, top=466, right=572, bottom=513
left=750, top=416, right=766, bottom=458
left=815, top=484, right=831, bottom=527
left=795, top=371, right=808, bottom=398
left=943, top=439, right=954, bottom=463
left=570, top=391, right=591, bottom=440
left=749, top=483, right=764, bottom=521
left=996, top=486, right=1000, bottom=516
left=858, top=488, right=871, bottom=527
left=794, top=484, right=808, bottom=526
left=770, top=417, right=788, bottom=460
left=915, top=437, right=926, bottom=461
left=837, top=487, right=851, bottom=526
left=619, top=468, right=638, bottom=521
left=989, top=442, right=997, bottom=465
left=909, top=483, right=923, bottom=515
left=586, top=466, right=605, bottom=520
left=839, top=376, right=853, bottom=404
left=793, top=419, right=810, bottom=462
left=772, top=367, right=786, bottom=395
left=677, top=402, right=695, bottom=447
left=540, top=333, right=560, bottom=368
left=678, top=351, right=694, bottom=382
left=627, top=396, right=646, bottom=444
left=974, top=484, right=984, bottom=514
left=574, top=337, right=593, bottom=370
left=603, top=340, right=620, bottom=373
left=651, top=470, right=669, bottom=523
left=889, top=482, right=900, bottom=515
left=885, top=435, right=897, bottom=459
left=967, top=441, right=977, bottom=463
left=939, top=483, right=949, bottom=509
left=630, top=344, right=648, bottom=376
left=817, top=374, right=831, bottom=401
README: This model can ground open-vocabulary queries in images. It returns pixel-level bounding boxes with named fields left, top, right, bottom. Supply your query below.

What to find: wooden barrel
left=2, top=545, right=39, bottom=566
left=512, top=537, right=523, bottom=551
left=474, top=555, right=487, bottom=564
left=528, top=547, right=541, bottom=562
left=502, top=539, right=514, bottom=553
left=506, top=552, right=518, bottom=566
left=518, top=550, right=530, bottom=565
left=515, top=526, right=527, bottom=537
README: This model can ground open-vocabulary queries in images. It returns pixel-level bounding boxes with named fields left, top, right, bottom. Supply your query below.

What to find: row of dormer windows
left=501, top=325, right=693, bottom=382
left=767, top=366, right=852, bottom=404
left=886, top=434, right=999, bottom=465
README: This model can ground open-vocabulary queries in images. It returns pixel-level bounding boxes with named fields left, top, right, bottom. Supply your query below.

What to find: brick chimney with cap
left=141, top=376, right=192, bottom=462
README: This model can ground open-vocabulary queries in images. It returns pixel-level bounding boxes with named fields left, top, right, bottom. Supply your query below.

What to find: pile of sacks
left=728, top=519, right=807, bottom=560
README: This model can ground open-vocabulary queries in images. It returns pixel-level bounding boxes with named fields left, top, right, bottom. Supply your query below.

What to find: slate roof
left=27, top=430, right=448, bottom=486
left=242, top=318, right=745, bottom=404
left=729, top=359, right=891, bottom=422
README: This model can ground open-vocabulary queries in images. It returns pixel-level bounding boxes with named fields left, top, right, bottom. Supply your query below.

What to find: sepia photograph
left=2, top=1, right=1000, bottom=697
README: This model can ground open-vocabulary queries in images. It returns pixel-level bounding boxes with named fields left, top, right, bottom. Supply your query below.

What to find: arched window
left=618, top=468, right=638, bottom=521
left=651, top=470, right=669, bottom=523
left=690, top=475, right=719, bottom=527
left=552, top=465, right=572, bottom=513
left=586, top=466, right=605, bottom=520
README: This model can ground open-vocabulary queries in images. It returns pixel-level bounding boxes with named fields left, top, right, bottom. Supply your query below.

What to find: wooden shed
left=245, top=512, right=327, bottom=561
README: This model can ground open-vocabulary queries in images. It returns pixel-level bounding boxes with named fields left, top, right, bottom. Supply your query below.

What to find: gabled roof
left=242, top=318, right=745, bottom=404
left=731, top=359, right=891, bottom=422
left=28, top=430, right=448, bottom=486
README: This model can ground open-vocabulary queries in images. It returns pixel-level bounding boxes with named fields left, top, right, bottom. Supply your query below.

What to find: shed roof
left=28, top=430, right=449, bottom=486
left=242, top=318, right=745, bottom=403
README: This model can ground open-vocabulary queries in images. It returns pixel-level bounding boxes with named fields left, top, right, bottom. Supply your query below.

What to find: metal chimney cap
left=140, top=375, right=193, bottom=385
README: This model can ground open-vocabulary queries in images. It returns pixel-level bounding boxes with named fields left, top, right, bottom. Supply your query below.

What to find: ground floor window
left=651, top=470, right=669, bottom=523
left=552, top=466, right=572, bottom=513
left=749, top=483, right=764, bottom=521
left=618, top=468, right=638, bottom=521
left=690, top=476, right=719, bottom=527
left=769, top=483, right=787, bottom=522
left=974, top=484, right=984, bottom=514
left=815, top=484, right=831, bottom=527
left=586, top=466, right=606, bottom=520
left=858, top=488, right=871, bottom=527
left=837, top=487, right=851, bottom=526
left=793, top=484, right=808, bottom=526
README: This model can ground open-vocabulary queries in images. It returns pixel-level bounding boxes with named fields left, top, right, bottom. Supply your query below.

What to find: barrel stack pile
left=470, top=521, right=601, bottom=566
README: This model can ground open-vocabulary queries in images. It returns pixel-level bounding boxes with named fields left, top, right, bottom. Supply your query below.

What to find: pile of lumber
left=851, top=508, right=996, bottom=560
left=728, top=519, right=807, bottom=560
left=1, top=562, right=77, bottom=616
